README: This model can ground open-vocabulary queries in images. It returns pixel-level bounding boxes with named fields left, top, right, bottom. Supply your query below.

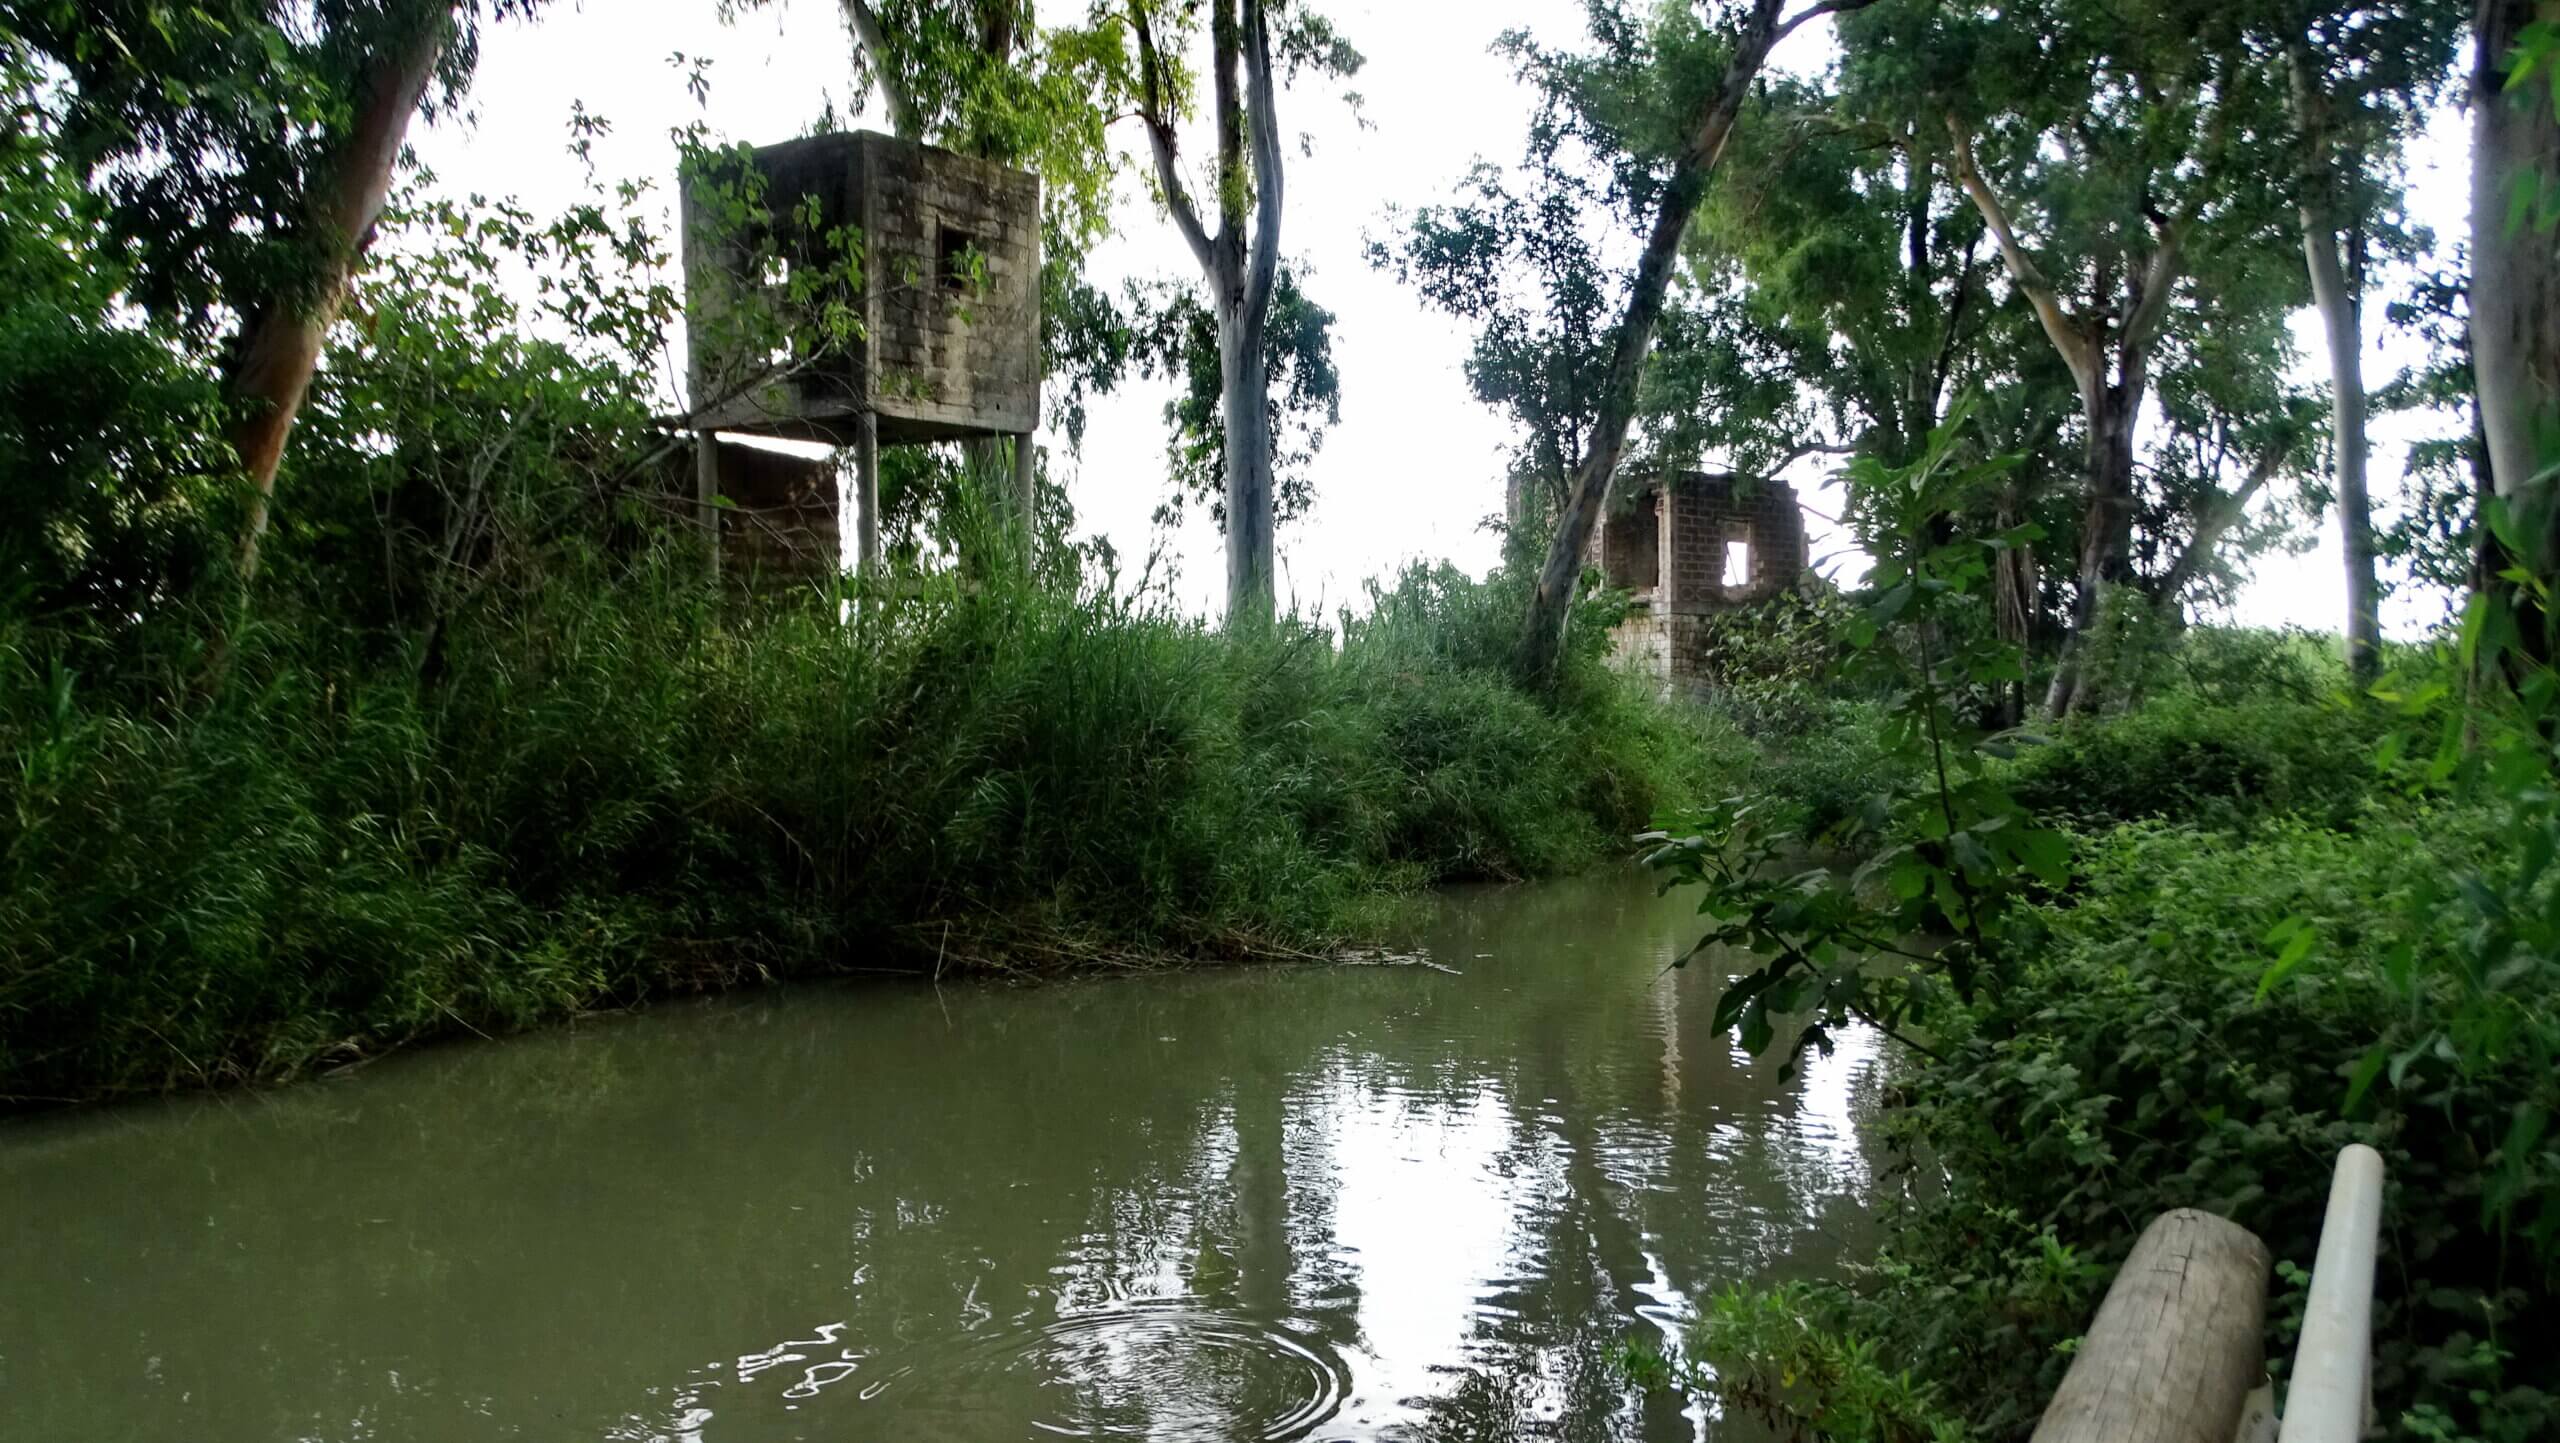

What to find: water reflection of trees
left=0, top=869, right=1889, bottom=1443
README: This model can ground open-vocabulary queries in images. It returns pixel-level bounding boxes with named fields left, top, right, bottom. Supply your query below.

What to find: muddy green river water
left=0, top=868, right=1888, bottom=1442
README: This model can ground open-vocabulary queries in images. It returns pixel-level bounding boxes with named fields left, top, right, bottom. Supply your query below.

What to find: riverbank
left=0, top=559, right=1721, bottom=1104
left=1637, top=630, right=2560, bottom=1443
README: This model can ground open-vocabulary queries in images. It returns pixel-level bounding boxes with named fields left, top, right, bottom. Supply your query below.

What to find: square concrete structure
left=1587, top=471, right=1808, bottom=692
left=679, top=130, right=1041, bottom=578
left=683, top=130, right=1040, bottom=444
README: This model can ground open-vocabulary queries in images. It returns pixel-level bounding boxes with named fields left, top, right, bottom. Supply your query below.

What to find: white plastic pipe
left=2276, top=1144, right=2386, bottom=1443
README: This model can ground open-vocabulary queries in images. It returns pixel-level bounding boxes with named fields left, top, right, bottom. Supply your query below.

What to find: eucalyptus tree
left=1117, top=0, right=1360, bottom=627
left=1374, top=14, right=1843, bottom=589
left=5, top=0, right=537, bottom=582
left=1371, top=140, right=1622, bottom=542
left=1126, top=266, right=1341, bottom=537
left=1691, top=65, right=2079, bottom=675
left=2273, top=0, right=2465, bottom=682
left=1882, top=0, right=2301, bottom=713
left=2471, top=0, right=2560, bottom=583
left=1475, top=0, right=1876, bottom=688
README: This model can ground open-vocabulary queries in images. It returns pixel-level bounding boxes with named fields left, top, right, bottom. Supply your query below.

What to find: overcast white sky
left=411, top=0, right=2474, bottom=636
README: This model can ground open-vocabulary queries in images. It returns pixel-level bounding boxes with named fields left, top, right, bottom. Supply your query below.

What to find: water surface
left=0, top=868, right=1888, bottom=1441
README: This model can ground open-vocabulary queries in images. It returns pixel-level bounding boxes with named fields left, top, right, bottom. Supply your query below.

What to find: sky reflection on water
left=0, top=868, right=1889, bottom=1442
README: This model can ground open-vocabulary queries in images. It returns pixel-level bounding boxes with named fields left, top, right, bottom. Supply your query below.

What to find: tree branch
left=840, top=0, right=922, bottom=141
left=1131, top=3, right=1216, bottom=276
left=1240, top=0, right=1284, bottom=319
left=2125, top=63, right=2236, bottom=366
left=1944, top=115, right=2099, bottom=396
left=1775, top=0, right=1882, bottom=42
left=1926, top=236, right=1979, bottom=420
left=2158, top=431, right=2294, bottom=604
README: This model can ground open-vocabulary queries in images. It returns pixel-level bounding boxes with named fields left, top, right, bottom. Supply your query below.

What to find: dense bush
left=1676, top=807, right=2558, bottom=1443
left=0, top=556, right=1715, bottom=1102
left=2000, top=694, right=2390, bottom=830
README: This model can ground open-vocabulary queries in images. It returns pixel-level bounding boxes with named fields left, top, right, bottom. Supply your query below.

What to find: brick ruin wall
left=1588, top=472, right=1809, bottom=693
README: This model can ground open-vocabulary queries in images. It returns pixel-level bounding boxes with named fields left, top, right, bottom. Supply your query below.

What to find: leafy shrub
left=1634, top=1283, right=1973, bottom=1443
left=1667, top=811, right=2557, bottom=1443
left=2001, top=694, right=2388, bottom=830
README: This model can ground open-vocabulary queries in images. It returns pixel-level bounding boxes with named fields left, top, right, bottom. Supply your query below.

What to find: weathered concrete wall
left=860, top=137, right=1040, bottom=442
left=681, top=130, right=1039, bottom=445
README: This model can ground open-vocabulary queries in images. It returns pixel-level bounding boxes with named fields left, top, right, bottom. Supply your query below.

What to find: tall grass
left=0, top=554, right=1716, bottom=1102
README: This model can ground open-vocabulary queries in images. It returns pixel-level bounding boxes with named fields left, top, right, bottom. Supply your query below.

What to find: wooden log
left=2277, top=1145, right=2384, bottom=1443
left=2031, top=1208, right=2271, bottom=1443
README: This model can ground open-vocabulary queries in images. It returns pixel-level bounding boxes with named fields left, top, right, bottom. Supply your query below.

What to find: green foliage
left=1644, top=403, right=2070, bottom=1064
left=1639, top=522, right=2560, bottom=1443
left=0, top=551, right=1715, bottom=1102
left=0, top=301, right=239, bottom=618
left=2002, top=696, right=2389, bottom=831
left=3, top=0, right=535, bottom=343
left=1630, top=1284, right=1971, bottom=1443
left=1128, top=264, right=1341, bottom=530
left=1643, top=802, right=2559, bottom=1443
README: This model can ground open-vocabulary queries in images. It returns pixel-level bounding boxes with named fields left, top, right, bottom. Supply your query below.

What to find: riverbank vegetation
left=10, top=0, right=2560, bottom=1439
left=1630, top=433, right=2556, bottom=1441
left=2, top=546, right=1705, bottom=1100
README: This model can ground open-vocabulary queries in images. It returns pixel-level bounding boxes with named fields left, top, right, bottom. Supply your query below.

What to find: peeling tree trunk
left=2471, top=0, right=2560, bottom=570
left=2292, top=43, right=2381, bottom=685
left=230, top=8, right=451, bottom=583
left=1515, top=0, right=1799, bottom=688
left=1219, top=296, right=1277, bottom=620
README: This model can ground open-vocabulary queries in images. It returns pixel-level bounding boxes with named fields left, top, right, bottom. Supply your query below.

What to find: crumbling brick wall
left=1589, top=471, right=1808, bottom=691
left=861, top=138, right=1039, bottom=441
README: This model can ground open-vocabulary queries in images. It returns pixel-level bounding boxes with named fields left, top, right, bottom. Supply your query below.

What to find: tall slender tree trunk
left=1992, top=484, right=2037, bottom=727
left=1515, top=0, right=1796, bottom=688
left=230, top=8, right=451, bottom=582
left=1219, top=299, right=1277, bottom=622
left=2302, top=223, right=2380, bottom=680
left=1132, top=0, right=1286, bottom=629
left=2472, top=0, right=2560, bottom=557
left=2291, top=42, right=2381, bottom=684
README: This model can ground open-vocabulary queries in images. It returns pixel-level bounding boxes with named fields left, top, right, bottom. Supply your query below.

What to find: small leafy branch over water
left=1643, top=403, right=2069, bottom=1069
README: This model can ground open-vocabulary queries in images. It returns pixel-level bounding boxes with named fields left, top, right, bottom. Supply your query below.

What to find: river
left=0, top=867, right=1889, bottom=1442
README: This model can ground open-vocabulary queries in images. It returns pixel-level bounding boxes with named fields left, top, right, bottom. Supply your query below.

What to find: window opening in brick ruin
left=1723, top=537, right=1752, bottom=591
left=938, top=226, right=982, bottom=295
left=1602, top=497, right=1660, bottom=595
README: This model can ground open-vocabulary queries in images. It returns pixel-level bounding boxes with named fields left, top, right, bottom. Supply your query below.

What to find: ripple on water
left=863, top=1298, right=1351, bottom=1441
